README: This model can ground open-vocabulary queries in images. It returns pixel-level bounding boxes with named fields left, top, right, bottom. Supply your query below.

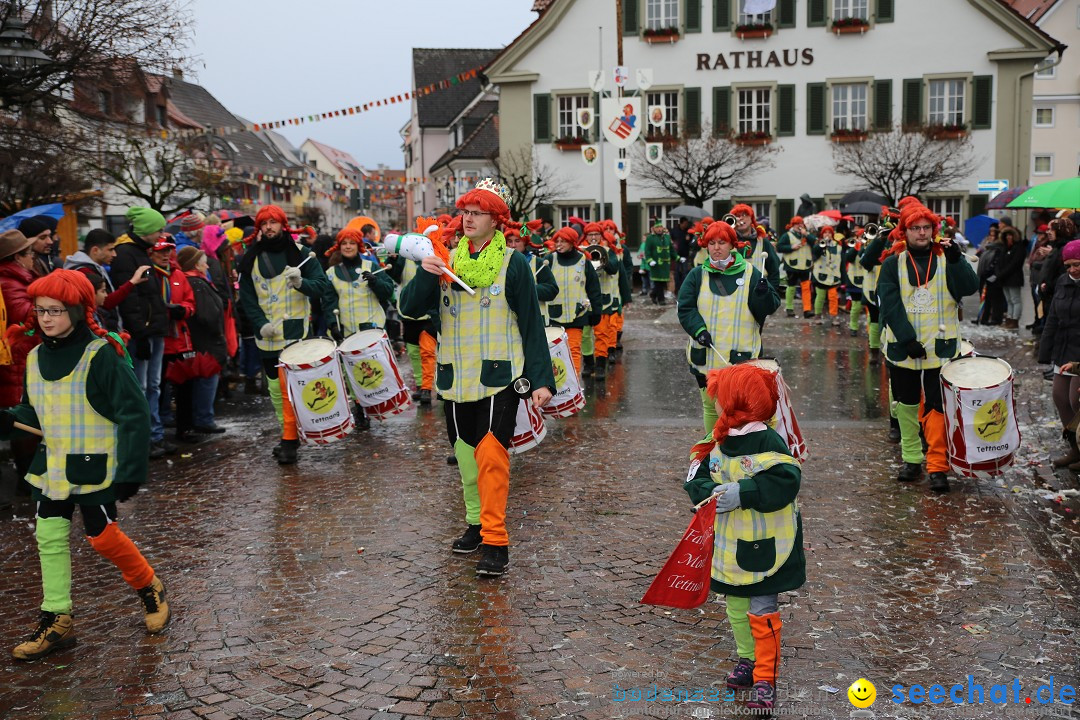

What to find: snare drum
left=959, top=340, right=976, bottom=358
left=338, top=329, right=411, bottom=420
left=745, top=358, right=808, bottom=462
left=543, top=327, right=586, bottom=418
left=510, top=398, right=546, bottom=454
left=940, top=356, right=1020, bottom=478
left=279, top=338, right=354, bottom=445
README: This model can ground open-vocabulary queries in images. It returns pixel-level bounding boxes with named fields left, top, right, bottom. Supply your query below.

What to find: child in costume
left=0, top=270, right=169, bottom=660
left=684, top=363, right=805, bottom=713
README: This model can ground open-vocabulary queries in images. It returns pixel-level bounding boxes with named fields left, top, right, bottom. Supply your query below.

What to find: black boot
left=887, top=417, right=901, bottom=444
left=244, top=377, right=259, bottom=395
left=897, top=462, right=922, bottom=482
left=419, top=389, right=432, bottom=406
left=869, top=348, right=880, bottom=366
left=277, top=439, right=299, bottom=465
left=352, top=404, right=371, bottom=431
left=928, top=472, right=951, bottom=492
left=476, top=544, right=509, bottom=576
left=581, top=355, right=594, bottom=378
left=803, top=310, right=815, bottom=319
left=451, top=524, right=483, bottom=553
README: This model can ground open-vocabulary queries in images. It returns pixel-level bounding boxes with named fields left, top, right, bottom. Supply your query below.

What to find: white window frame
left=558, top=205, right=592, bottom=226
left=556, top=94, right=591, bottom=141
left=737, top=87, right=772, bottom=135
left=646, top=202, right=680, bottom=231
left=1035, top=57, right=1057, bottom=79
left=645, top=0, right=679, bottom=31
left=831, top=83, right=868, bottom=132
left=925, top=196, right=964, bottom=226
left=1033, top=154, right=1054, bottom=176
left=737, top=9, right=772, bottom=26
left=928, top=78, right=965, bottom=127
left=645, top=90, right=680, bottom=137
left=833, top=0, right=869, bottom=20
left=1034, top=107, right=1055, bottom=128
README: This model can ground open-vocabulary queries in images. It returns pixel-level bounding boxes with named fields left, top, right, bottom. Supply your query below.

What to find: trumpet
left=584, top=243, right=608, bottom=270
left=864, top=223, right=881, bottom=241
left=722, top=214, right=737, bottom=227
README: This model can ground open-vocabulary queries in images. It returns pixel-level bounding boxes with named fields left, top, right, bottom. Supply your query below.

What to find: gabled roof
left=1005, top=0, right=1060, bottom=23
left=429, top=111, right=499, bottom=173
left=531, top=0, right=556, bottom=11
left=413, top=48, right=498, bottom=127
left=303, top=138, right=367, bottom=180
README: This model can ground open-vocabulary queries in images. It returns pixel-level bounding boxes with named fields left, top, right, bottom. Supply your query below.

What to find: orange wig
left=692, top=364, right=779, bottom=462
left=6, top=269, right=128, bottom=357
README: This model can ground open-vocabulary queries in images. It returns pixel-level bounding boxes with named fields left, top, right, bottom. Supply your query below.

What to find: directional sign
left=977, top=179, right=1009, bottom=194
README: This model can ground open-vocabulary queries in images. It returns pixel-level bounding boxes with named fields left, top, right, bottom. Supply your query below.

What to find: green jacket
left=547, top=249, right=603, bottom=328
left=642, top=233, right=673, bottom=281
left=330, top=258, right=395, bottom=308
left=684, top=428, right=805, bottom=597
left=877, top=246, right=979, bottom=346
left=677, top=263, right=781, bottom=339
left=529, top=252, right=560, bottom=304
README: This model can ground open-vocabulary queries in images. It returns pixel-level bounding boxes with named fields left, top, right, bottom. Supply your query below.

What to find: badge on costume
left=685, top=459, right=701, bottom=484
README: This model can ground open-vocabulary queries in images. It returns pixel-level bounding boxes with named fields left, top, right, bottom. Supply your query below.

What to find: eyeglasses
left=908, top=225, right=934, bottom=233
left=459, top=210, right=490, bottom=218
left=33, top=307, right=66, bottom=317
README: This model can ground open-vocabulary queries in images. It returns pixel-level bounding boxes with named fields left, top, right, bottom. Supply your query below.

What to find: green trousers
left=37, top=516, right=72, bottom=615
left=725, top=595, right=755, bottom=660
left=895, top=402, right=924, bottom=464
left=849, top=300, right=863, bottom=331
left=454, top=438, right=481, bottom=525
left=700, top=386, right=719, bottom=437
left=406, top=343, right=423, bottom=386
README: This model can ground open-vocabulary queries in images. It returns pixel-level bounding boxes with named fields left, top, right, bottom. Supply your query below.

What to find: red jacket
left=0, top=260, right=39, bottom=407
left=161, top=264, right=195, bottom=356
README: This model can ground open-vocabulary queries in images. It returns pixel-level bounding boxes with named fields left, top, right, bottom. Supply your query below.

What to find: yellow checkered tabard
left=882, top=251, right=961, bottom=370
left=686, top=263, right=760, bottom=372
left=813, top=244, right=842, bottom=285
left=330, top=259, right=386, bottom=332
left=533, top=255, right=549, bottom=326
left=782, top=233, right=813, bottom=271
left=25, top=339, right=119, bottom=501
left=548, top=255, right=589, bottom=325
left=599, top=265, right=618, bottom=313
left=438, top=249, right=524, bottom=402
left=398, top=260, right=429, bottom=321
left=848, top=250, right=868, bottom=288
left=709, top=448, right=800, bottom=586
left=252, top=255, right=309, bottom=352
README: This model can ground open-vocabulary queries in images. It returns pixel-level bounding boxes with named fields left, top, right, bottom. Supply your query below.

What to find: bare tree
left=633, top=123, right=780, bottom=207
left=831, top=125, right=981, bottom=201
left=491, top=146, right=576, bottom=221
left=0, top=112, right=93, bottom=214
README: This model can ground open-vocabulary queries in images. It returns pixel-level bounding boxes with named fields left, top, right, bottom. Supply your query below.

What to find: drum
left=510, top=398, right=546, bottom=454
left=543, top=327, right=586, bottom=418
left=279, top=338, right=354, bottom=445
left=940, top=356, right=1020, bottom=478
left=745, top=358, right=808, bottom=462
left=959, top=340, right=976, bottom=358
left=338, top=329, right=411, bottom=420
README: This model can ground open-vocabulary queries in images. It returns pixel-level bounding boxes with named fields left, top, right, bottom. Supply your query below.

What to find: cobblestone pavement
left=1, top=299, right=1078, bottom=720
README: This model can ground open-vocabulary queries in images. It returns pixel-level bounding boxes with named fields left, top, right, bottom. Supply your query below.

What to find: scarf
left=452, top=231, right=507, bottom=289
left=153, top=263, right=172, bottom=303
left=703, top=251, right=747, bottom=276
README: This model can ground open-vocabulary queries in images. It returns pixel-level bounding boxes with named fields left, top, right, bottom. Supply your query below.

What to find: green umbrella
left=1005, top=177, right=1080, bottom=209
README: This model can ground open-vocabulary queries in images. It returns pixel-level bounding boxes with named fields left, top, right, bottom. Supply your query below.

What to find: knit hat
left=0, top=230, right=32, bottom=258
left=177, top=246, right=205, bottom=272
left=17, top=216, right=50, bottom=238
left=1062, top=240, right=1080, bottom=263
left=125, top=207, right=167, bottom=237
left=179, top=212, right=206, bottom=234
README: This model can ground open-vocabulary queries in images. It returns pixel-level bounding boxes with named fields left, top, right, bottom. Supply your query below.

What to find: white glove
left=711, top=482, right=742, bottom=513
left=282, top=266, right=303, bottom=289
left=649, top=260, right=657, bottom=267
left=259, top=323, right=278, bottom=340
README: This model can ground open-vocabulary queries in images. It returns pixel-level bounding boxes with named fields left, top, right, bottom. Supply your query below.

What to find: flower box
left=924, top=125, right=968, bottom=141
left=554, top=137, right=586, bottom=151
left=642, top=31, right=680, bottom=44
left=734, top=133, right=773, bottom=146
left=831, top=17, right=870, bottom=34
left=735, top=23, right=773, bottom=39
left=830, top=130, right=868, bottom=143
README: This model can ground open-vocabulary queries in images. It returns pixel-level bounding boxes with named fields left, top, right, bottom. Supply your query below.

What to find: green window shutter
left=875, top=0, right=894, bottom=22
left=807, top=83, right=826, bottom=135
left=777, top=84, right=795, bottom=136
left=873, top=79, right=892, bottom=130
left=604, top=203, right=613, bottom=220
left=536, top=203, right=554, bottom=223
left=625, top=202, right=642, bottom=249
left=713, top=199, right=731, bottom=217
left=778, top=0, right=797, bottom=28
left=685, top=0, right=702, bottom=32
left=972, top=75, right=993, bottom=130
left=968, top=194, right=987, bottom=219
left=713, top=0, right=731, bottom=31
left=902, top=78, right=923, bottom=129
left=533, top=93, right=551, bottom=142
left=712, top=86, right=730, bottom=134
left=808, top=0, right=827, bottom=27
left=684, top=87, right=702, bottom=136
left=777, top=199, right=795, bottom=224
left=624, top=0, right=640, bottom=35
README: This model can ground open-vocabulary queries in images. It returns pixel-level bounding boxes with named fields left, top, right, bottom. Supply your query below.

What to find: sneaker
left=831, top=317, right=841, bottom=327
left=746, top=681, right=776, bottom=711
left=137, top=576, right=171, bottom=634
left=451, top=524, right=483, bottom=553
left=897, top=462, right=922, bottom=482
left=419, top=389, right=432, bottom=406
left=277, top=439, right=299, bottom=465
left=726, top=658, right=755, bottom=689
left=476, top=544, right=509, bottom=576
left=11, top=611, right=76, bottom=660
left=929, top=472, right=951, bottom=492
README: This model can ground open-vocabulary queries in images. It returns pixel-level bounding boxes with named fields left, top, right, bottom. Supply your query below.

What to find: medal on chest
left=906, top=254, right=935, bottom=315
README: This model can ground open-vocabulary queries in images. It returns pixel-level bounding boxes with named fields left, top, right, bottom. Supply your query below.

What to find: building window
left=1034, top=107, right=1054, bottom=127
left=647, top=203, right=679, bottom=230
left=156, top=105, right=167, bottom=126
left=738, top=9, right=772, bottom=25
left=833, top=0, right=869, bottom=20
left=646, top=0, right=679, bottom=31
left=98, top=90, right=112, bottom=115
left=645, top=90, right=680, bottom=137
left=737, top=88, right=772, bottom=135
left=1034, top=57, right=1057, bottom=79
left=926, top=197, right=963, bottom=226
left=928, top=79, right=964, bottom=127
left=832, top=83, right=867, bottom=131
left=557, top=95, right=591, bottom=140
left=1033, top=155, right=1053, bottom=175
left=559, top=206, right=592, bottom=226
left=750, top=201, right=773, bottom=224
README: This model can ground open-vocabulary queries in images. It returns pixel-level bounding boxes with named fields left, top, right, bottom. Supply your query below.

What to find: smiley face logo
left=848, top=678, right=876, bottom=709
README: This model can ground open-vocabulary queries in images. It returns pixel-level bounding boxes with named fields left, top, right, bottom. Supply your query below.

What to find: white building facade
left=487, top=0, right=1062, bottom=243
left=1031, top=0, right=1080, bottom=183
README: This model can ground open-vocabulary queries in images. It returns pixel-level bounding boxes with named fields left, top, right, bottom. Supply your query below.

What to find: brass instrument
left=722, top=214, right=737, bottom=227
left=863, top=223, right=881, bottom=241
left=584, top=243, right=608, bottom=270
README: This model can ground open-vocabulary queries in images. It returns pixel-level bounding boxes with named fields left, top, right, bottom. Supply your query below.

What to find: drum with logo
left=338, top=329, right=411, bottom=420
left=543, top=327, right=586, bottom=418
left=510, top=398, right=546, bottom=454
left=279, top=338, right=354, bottom=445
left=745, top=358, right=808, bottom=462
left=940, top=356, right=1020, bottom=478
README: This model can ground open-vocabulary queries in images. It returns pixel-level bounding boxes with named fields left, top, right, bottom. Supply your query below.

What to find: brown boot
left=12, top=611, right=76, bottom=660
left=1052, top=431, right=1080, bottom=468
left=137, top=575, right=171, bottom=634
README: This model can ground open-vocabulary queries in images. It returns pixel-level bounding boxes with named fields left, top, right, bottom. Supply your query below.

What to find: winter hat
left=0, top=230, right=32, bottom=259
left=179, top=213, right=206, bottom=234
left=17, top=216, right=50, bottom=239
left=177, top=246, right=205, bottom=272
left=125, top=207, right=166, bottom=237
left=1062, top=240, right=1080, bottom=263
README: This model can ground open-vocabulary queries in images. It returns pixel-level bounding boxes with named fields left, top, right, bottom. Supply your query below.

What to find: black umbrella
left=670, top=205, right=709, bottom=220
left=839, top=190, right=890, bottom=206
left=840, top=200, right=888, bottom=216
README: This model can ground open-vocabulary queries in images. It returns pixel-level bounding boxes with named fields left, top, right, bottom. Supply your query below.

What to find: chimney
left=172, top=68, right=183, bottom=80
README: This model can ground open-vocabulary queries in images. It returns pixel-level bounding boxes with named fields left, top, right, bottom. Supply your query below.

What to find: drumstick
left=709, top=344, right=730, bottom=365
left=758, top=252, right=768, bottom=274
left=14, top=422, right=43, bottom=437
left=440, top=267, right=477, bottom=296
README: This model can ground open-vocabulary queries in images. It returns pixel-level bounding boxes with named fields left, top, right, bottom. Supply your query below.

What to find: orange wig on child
left=692, top=364, right=779, bottom=462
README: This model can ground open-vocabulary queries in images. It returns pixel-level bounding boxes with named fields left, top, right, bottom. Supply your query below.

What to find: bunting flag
left=163, top=67, right=483, bottom=140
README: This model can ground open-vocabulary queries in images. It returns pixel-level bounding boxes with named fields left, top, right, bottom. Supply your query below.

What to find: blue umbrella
left=0, top=203, right=65, bottom=232
left=963, top=214, right=997, bottom=249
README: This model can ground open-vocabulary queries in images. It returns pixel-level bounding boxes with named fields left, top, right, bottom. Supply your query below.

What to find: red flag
left=640, top=497, right=715, bottom=609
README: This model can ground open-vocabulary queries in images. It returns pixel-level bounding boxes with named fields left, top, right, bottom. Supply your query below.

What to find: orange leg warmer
left=748, top=612, right=783, bottom=685
left=87, top=522, right=154, bottom=590
left=564, top=327, right=583, bottom=375
left=800, top=280, right=812, bottom=312
left=475, top=432, right=511, bottom=547
left=419, top=330, right=437, bottom=391
left=923, top=409, right=950, bottom=473
left=827, top=287, right=838, bottom=316
left=594, top=315, right=616, bottom=359
left=278, top=370, right=299, bottom=441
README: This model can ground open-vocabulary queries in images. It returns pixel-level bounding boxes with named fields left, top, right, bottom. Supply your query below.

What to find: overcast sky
left=187, top=0, right=537, bottom=169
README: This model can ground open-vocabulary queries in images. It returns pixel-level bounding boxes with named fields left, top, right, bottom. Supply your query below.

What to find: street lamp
left=0, top=16, right=54, bottom=107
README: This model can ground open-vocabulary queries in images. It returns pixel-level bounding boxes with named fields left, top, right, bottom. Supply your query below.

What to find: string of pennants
left=165, top=67, right=483, bottom=140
